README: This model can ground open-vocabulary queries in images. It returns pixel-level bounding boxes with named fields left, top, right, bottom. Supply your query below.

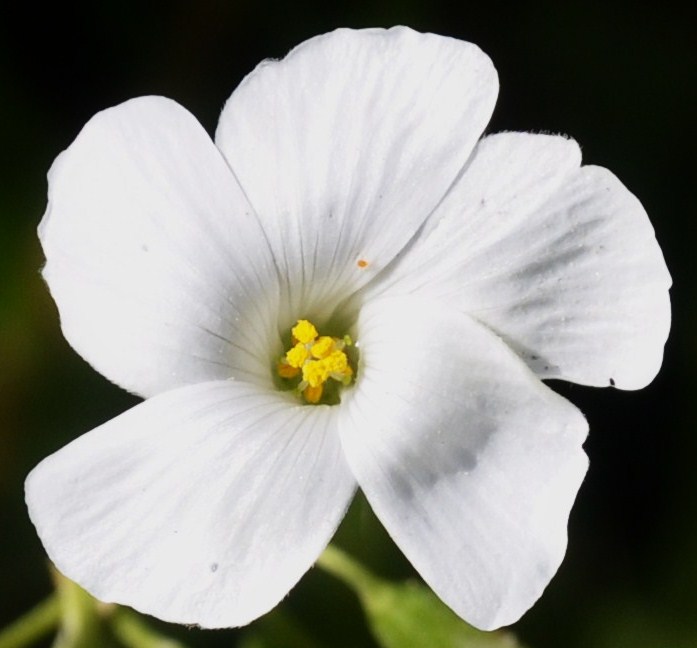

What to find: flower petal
left=26, top=381, right=355, bottom=628
left=370, top=132, right=671, bottom=389
left=215, top=27, right=498, bottom=321
left=340, top=296, right=588, bottom=630
left=40, top=97, right=282, bottom=398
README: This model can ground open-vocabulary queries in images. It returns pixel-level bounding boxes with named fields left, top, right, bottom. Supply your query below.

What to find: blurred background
left=1, top=1, right=694, bottom=647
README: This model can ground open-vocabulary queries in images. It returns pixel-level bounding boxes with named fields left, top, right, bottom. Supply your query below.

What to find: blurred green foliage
left=1, top=1, right=695, bottom=647
left=315, top=546, right=526, bottom=648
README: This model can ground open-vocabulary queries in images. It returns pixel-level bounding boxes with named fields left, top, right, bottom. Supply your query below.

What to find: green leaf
left=316, top=545, right=527, bottom=648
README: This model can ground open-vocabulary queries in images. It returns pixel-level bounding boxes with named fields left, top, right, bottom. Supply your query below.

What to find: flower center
left=277, top=319, right=354, bottom=404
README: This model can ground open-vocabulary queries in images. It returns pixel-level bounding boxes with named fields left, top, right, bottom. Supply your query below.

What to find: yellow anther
left=285, top=342, right=309, bottom=368
left=324, top=350, right=349, bottom=375
left=277, top=361, right=300, bottom=379
left=338, top=367, right=354, bottom=385
left=278, top=318, right=354, bottom=403
left=311, top=336, right=335, bottom=359
left=303, top=384, right=323, bottom=404
left=302, top=351, right=351, bottom=388
left=292, top=320, right=318, bottom=345
left=302, top=359, right=329, bottom=388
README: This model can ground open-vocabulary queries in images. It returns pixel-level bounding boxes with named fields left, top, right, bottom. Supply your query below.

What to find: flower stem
left=110, top=607, right=189, bottom=648
left=0, top=595, right=60, bottom=648
left=315, top=544, right=377, bottom=593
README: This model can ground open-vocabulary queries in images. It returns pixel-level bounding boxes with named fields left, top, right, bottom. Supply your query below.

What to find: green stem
left=110, top=607, right=189, bottom=648
left=0, top=595, right=60, bottom=648
left=315, top=544, right=378, bottom=595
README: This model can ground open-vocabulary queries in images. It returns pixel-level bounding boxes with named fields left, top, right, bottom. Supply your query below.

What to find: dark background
left=1, top=2, right=695, bottom=647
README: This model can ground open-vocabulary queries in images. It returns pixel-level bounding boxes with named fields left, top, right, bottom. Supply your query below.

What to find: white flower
left=26, top=26, right=670, bottom=631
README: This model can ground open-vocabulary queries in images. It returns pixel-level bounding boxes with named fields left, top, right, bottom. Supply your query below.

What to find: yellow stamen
left=302, top=359, right=330, bottom=388
left=310, top=336, right=335, bottom=359
left=285, top=342, right=309, bottom=368
left=292, top=320, right=318, bottom=345
left=278, top=319, right=354, bottom=403
left=277, top=361, right=300, bottom=379
left=303, top=384, right=323, bottom=404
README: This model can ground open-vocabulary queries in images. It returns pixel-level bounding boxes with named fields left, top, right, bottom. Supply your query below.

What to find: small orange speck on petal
left=357, top=259, right=368, bottom=268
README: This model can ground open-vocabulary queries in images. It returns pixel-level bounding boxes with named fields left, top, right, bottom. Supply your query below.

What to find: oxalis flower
left=27, top=26, right=670, bottom=631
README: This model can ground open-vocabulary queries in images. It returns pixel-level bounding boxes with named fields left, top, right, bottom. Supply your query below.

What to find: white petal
left=341, top=296, right=588, bottom=630
left=26, top=381, right=355, bottom=628
left=216, top=27, right=498, bottom=321
left=370, top=132, right=671, bottom=389
left=40, top=97, right=281, bottom=398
